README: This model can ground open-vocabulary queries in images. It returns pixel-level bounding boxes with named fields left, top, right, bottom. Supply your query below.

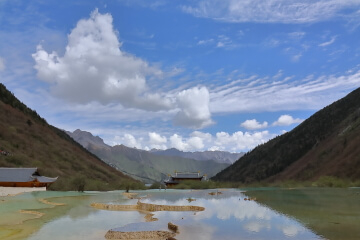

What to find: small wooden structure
left=0, top=168, right=57, bottom=188
left=164, top=171, right=204, bottom=187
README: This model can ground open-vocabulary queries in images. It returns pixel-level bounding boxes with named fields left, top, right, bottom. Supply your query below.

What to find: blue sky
left=1, top=0, right=360, bottom=152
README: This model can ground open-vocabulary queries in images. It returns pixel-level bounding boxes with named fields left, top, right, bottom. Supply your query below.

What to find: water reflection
left=135, top=190, right=322, bottom=240
left=1, top=189, right=323, bottom=240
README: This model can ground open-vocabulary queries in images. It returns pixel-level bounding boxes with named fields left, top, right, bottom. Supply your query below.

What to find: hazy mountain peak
left=67, top=129, right=110, bottom=150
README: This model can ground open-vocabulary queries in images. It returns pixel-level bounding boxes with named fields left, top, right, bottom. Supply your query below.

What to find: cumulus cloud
left=240, top=119, right=268, bottom=130
left=273, top=114, right=303, bottom=126
left=214, top=131, right=274, bottom=152
left=105, top=129, right=277, bottom=152
left=113, top=133, right=142, bottom=149
left=169, top=134, right=204, bottom=151
left=182, top=0, right=360, bottom=24
left=173, top=87, right=214, bottom=129
left=148, top=132, right=167, bottom=150
left=32, top=9, right=171, bottom=111
left=190, top=131, right=213, bottom=143
left=0, top=57, right=5, bottom=71
left=31, top=9, right=215, bottom=129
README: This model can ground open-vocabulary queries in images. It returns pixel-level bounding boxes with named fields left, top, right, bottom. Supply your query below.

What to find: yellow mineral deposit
left=122, top=192, right=139, bottom=199
left=18, top=210, right=44, bottom=219
left=38, top=198, right=65, bottom=206
left=105, top=229, right=176, bottom=240
left=167, top=222, right=179, bottom=233
left=91, top=200, right=205, bottom=240
left=91, top=200, right=205, bottom=213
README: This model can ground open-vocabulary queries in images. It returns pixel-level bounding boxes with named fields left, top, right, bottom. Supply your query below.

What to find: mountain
left=150, top=148, right=244, bottom=164
left=67, top=130, right=230, bottom=183
left=66, top=129, right=110, bottom=150
left=0, top=83, right=141, bottom=191
left=213, top=87, right=360, bottom=183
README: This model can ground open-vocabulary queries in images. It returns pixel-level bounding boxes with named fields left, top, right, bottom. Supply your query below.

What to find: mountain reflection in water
left=1, top=189, right=323, bottom=240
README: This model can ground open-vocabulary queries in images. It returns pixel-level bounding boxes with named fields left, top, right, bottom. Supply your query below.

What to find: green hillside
left=0, top=83, right=142, bottom=190
left=213, top=87, right=360, bottom=183
left=89, top=144, right=229, bottom=183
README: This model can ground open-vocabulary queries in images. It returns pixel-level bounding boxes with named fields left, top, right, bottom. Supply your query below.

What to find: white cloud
left=319, top=36, right=337, bottom=47
left=74, top=127, right=277, bottom=152
left=169, top=134, right=204, bottom=151
left=190, top=131, right=213, bottom=143
left=273, top=114, right=303, bottom=126
left=197, top=39, right=214, bottom=45
left=240, top=119, right=268, bottom=130
left=210, top=70, right=360, bottom=114
left=214, top=131, right=274, bottom=152
left=187, top=136, right=205, bottom=149
left=148, top=132, right=167, bottom=150
left=31, top=9, right=215, bottom=129
left=281, top=225, right=301, bottom=237
left=182, top=0, right=360, bottom=24
left=168, top=130, right=274, bottom=152
left=113, top=133, right=142, bottom=149
left=288, top=31, right=306, bottom=40
left=173, top=86, right=214, bottom=129
left=291, top=53, right=303, bottom=62
left=0, top=57, right=5, bottom=71
left=32, top=9, right=171, bottom=111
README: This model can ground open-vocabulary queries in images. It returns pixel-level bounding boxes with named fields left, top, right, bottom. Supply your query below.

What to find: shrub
left=71, top=175, right=87, bottom=192
left=312, top=176, right=350, bottom=188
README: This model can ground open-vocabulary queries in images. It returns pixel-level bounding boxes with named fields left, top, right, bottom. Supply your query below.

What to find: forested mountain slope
left=213, top=87, right=360, bottom=183
left=0, top=83, right=141, bottom=190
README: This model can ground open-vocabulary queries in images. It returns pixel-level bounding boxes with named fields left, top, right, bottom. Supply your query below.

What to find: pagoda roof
left=0, top=168, right=58, bottom=183
left=171, top=172, right=203, bottom=179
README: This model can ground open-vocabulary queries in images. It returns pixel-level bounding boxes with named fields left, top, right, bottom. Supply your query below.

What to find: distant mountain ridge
left=213, top=87, right=360, bottom=183
left=0, top=83, right=140, bottom=191
left=150, top=148, right=244, bottom=164
left=67, top=129, right=231, bottom=183
left=66, top=129, right=110, bottom=150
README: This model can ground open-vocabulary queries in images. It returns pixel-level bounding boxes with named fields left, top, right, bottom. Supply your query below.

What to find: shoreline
left=0, top=186, right=46, bottom=197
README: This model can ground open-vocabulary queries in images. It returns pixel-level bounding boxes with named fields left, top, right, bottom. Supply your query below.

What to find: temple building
left=164, top=171, right=205, bottom=187
left=0, top=168, right=58, bottom=188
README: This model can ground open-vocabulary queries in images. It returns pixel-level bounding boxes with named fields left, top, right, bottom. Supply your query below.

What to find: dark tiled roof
left=0, top=168, right=57, bottom=183
left=163, top=179, right=179, bottom=184
left=171, top=172, right=203, bottom=179
left=36, top=176, right=58, bottom=183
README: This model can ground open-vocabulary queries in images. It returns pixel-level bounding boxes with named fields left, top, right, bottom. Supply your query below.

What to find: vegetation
left=213, top=87, right=360, bottom=183
left=87, top=143, right=230, bottom=183
left=0, top=83, right=143, bottom=191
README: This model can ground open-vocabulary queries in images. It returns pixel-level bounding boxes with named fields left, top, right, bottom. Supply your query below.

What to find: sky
left=1, top=0, right=360, bottom=153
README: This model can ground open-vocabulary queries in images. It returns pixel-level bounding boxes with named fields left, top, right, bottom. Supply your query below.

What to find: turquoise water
left=0, top=189, right=325, bottom=240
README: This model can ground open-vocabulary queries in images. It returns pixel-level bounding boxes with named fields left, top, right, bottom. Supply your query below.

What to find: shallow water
left=245, top=187, right=360, bottom=240
left=0, top=188, right=355, bottom=240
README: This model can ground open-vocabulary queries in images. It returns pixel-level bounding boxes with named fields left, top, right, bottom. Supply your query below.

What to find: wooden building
left=0, top=168, right=57, bottom=188
left=164, top=171, right=205, bottom=187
